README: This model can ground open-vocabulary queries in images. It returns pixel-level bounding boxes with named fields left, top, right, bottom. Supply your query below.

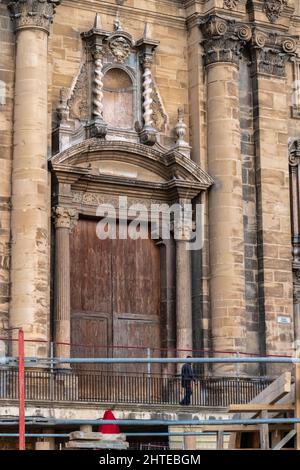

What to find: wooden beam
left=237, top=372, right=292, bottom=420
left=227, top=404, right=294, bottom=413
left=259, top=410, right=269, bottom=449
left=272, top=430, right=296, bottom=450
left=217, top=431, right=224, bottom=449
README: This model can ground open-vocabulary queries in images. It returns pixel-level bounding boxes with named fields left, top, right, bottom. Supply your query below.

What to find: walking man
left=180, top=356, right=195, bottom=405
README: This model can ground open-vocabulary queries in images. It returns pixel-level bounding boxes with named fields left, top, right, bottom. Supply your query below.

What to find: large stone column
left=8, top=1, right=60, bottom=356
left=251, top=34, right=295, bottom=371
left=53, top=207, right=78, bottom=362
left=175, top=202, right=193, bottom=366
left=202, top=17, right=249, bottom=374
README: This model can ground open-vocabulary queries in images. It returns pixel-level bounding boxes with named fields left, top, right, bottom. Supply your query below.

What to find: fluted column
left=53, top=207, right=78, bottom=362
left=8, top=0, right=60, bottom=356
left=201, top=17, right=249, bottom=374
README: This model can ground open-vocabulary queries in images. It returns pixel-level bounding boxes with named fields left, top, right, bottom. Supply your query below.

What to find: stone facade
left=1, top=0, right=300, bottom=448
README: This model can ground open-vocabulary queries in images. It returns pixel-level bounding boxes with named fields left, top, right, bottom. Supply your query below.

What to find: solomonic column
left=8, top=1, right=61, bottom=356
left=201, top=17, right=251, bottom=374
left=52, top=207, right=78, bottom=363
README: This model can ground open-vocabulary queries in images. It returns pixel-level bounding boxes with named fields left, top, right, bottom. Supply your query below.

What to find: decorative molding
left=52, top=206, right=78, bottom=230
left=8, top=0, right=61, bottom=33
left=263, top=0, right=288, bottom=24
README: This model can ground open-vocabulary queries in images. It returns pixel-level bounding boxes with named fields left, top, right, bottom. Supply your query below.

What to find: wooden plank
left=227, top=404, right=294, bottom=413
left=217, top=431, right=224, bottom=449
left=259, top=410, right=269, bottom=449
left=228, top=373, right=292, bottom=449
left=237, top=372, right=292, bottom=420
left=272, top=430, right=296, bottom=450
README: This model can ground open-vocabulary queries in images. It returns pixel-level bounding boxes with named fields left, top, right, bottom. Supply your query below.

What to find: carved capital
left=202, top=36, right=243, bottom=66
left=289, top=139, right=300, bottom=166
left=200, top=16, right=252, bottom=66
left=52, top=207, right=78, bottom=230
left=8, top=0, right=61, bottom=33
left=252, top=47, right=288, bottom=77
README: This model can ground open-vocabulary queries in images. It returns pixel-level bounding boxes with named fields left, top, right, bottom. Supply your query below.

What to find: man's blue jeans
left=180, top=385, right=192, bottom=405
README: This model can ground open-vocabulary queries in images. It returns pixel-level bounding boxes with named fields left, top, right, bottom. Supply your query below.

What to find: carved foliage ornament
left=263, top=0, right=288, bottom=23
left=8, top=0, right=61, bottom=32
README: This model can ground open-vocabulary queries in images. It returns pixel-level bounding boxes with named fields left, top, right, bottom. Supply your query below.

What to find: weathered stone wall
left=0, top=4, right=14, bottom=343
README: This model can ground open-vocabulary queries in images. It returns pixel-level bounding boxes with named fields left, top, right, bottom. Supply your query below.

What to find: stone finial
left=174, top=108, right=191, bottom=158
left=94, top=13, right=102, bottom=30
left=143, top=22, right=152, bottom=40
left=8, top=0, right=61, bottom=34
left=57, top=88, right=70, bottom=123
left=113, top=10, right=122, bottom=31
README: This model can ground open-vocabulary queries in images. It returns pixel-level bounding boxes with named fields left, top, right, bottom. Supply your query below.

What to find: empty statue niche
left=103, top=68, right=134, bottom=129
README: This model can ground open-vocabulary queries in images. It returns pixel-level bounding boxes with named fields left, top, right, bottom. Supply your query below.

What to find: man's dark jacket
left=181, top=363, right=194, bottom=388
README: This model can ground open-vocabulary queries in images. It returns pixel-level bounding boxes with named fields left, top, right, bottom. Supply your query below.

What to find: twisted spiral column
left=142, top=65, right=153, bottom=127
left=93, top=51, right=104, bottom=120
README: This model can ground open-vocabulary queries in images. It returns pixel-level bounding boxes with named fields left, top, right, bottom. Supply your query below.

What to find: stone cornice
left=8, top=0, right=61, bottom=34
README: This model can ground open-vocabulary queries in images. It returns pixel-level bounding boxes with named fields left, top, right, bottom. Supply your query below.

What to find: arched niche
left=103, top=67, right=134, bottom=130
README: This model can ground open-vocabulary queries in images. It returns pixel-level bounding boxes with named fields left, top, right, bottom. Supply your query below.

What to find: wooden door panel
left=71, top=315, right=109, bottom=371
left=70, top=219, right=162, bottom=379
left=113, top=315, right=161, bottom=373
left=70, top=219, right=112, bottom=314
left=112, top=236, right=160, bottom=317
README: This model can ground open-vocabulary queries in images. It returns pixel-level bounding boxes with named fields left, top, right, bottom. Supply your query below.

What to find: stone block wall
left=0, top=4, right=14, bottom=344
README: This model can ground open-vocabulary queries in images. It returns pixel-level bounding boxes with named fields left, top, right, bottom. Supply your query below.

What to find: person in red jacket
left=97, top=409, right=120, bottom=434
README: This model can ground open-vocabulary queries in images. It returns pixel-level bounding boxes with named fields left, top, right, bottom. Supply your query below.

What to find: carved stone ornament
left=151, top=85, right=167, bottom=133
left=224, top=0, right=239, bottom=9
left=109, top=36, right=131, bottom=63
left=52, top=207, right=78, bottom=230
left=8, top=0, right=61, bottom=33
left=263, top=0, right=288, bottom=23
left=68, top=63, right=89, bottom=121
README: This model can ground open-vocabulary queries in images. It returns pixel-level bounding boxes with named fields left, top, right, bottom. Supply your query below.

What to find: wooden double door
left=70, top=219, right=161, bottom=375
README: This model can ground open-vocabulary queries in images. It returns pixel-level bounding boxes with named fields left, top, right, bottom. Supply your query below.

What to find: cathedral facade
left=0, top=0, right=300, bottom=449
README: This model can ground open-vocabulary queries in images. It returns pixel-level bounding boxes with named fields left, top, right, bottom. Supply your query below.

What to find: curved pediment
left=50, top=138, right=214, bottom=190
